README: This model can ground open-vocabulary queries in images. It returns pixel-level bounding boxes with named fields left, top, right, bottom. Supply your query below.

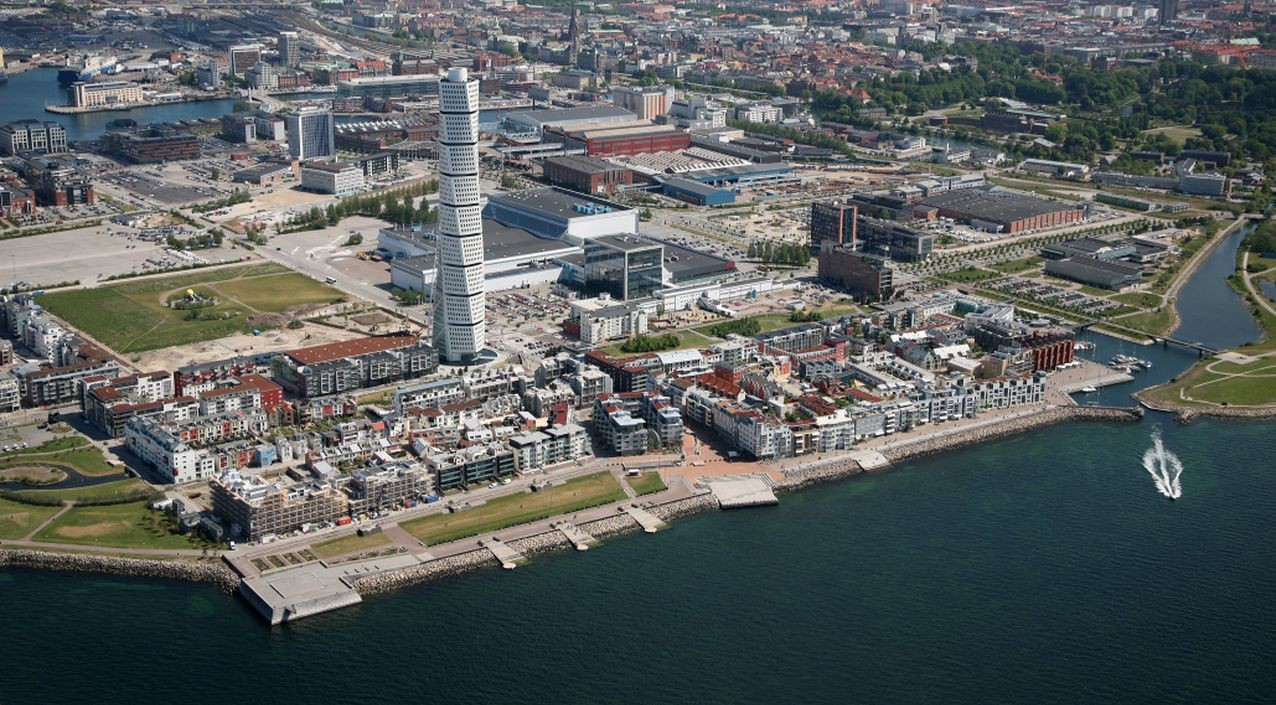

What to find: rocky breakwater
left=352, top=549, right=498, bottom=597
left=1171, top=406, right=1276, bottom=424
left=772, top=458, right=865, bottom=493
left=880, top=405, right=1142, bottom=465
left=0, top=549, right=239, bottom=593
left=352, top=493, right=719, bottom=597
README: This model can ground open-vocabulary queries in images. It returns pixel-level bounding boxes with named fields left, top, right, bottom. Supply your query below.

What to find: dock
left=479, top=537, right=524, bottom=569
left=705, top=476, right=779, bottom=509
left=240, top=564, right=363, bottom=626
left=621, top=505, right=666, bottom=533
left=554, top=522, right=597, bottom=550
left=1051, top=359, right=1135, bottom=395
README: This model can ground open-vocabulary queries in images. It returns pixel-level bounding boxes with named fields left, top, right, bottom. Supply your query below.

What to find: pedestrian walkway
left=554, top=521, right=596, bottom=550
left=621, top=505, right=666, bottom=533
left=480, top=537, right=524, bottom=569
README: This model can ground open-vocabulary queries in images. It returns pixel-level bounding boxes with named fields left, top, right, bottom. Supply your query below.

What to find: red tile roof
left=287, top=335, right=419, bottom=365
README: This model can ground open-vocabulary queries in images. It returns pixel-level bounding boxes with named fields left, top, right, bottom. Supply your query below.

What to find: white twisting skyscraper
left=433, top=67, right=486, bottom=364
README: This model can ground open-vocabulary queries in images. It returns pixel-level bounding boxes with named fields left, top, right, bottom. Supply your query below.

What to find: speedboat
left=1080, top=385, right=1098, bottom=394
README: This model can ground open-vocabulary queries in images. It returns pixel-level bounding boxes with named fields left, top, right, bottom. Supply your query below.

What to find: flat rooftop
left=921, top=188, right=1082, bottom=223
left=287, top=334, right=419, bottom=366
left=592, top=234, right=661, bottom=252
left=487, top=186, right=634, bottom=222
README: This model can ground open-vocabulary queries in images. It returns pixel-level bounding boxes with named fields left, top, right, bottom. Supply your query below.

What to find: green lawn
left=598, top=330, right=716, bottom=357
left=1145, top=357, right=1276, bottom=408
left=943, top=266, right=999, bottom=283
left=0, top=437, right=118, bottom=477
left=0, top=478, right=155, bottom=505
left=0, top=497, right=64, bottom=540
left=35, top=501, right=206, bottom=550
left=214, top=273, right=345, bottom=311
left=988, top=257, right=1043, bottom=275
left=625, top=472, right=667, bottom=496
left=1116, top=307, right=1176, bottom=336
left=401, top=472, right=628, bottom=546
left=696, top=304, right=860, bottom=339
left=38, top=263, right=344, bottom=353
left=1112, top=292, right=1164, bottom=309
left=310, top=531, right=392, bottom=559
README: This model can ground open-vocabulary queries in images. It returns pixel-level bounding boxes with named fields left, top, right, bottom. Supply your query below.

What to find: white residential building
left=300, top=160, right=365, bottom=197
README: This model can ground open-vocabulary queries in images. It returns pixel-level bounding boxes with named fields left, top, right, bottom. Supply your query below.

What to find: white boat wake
left=1142, top=428, right=1183, bottom=500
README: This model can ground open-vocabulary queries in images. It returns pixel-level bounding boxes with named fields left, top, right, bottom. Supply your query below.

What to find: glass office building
left=584, top=235, right=664, bottom=301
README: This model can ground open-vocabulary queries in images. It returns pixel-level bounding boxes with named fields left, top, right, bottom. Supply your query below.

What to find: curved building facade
left=433, top=67, right=486, bottom=364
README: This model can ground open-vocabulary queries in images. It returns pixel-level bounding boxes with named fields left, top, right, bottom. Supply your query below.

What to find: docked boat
left=1080, top=385, right=1098, bottom=394
left=58, top=53, right=118, bottom=84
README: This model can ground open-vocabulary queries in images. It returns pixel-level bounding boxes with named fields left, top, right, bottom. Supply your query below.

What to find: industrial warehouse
left=920, top=189, right=1084, bottom=234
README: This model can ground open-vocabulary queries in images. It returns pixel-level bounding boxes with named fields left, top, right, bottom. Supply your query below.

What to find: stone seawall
left=1171, top=406, right=1276, bottom=423
left=351, top=494, right=719, bottom=597
left=773, top=459, right=864, bottom=493
left=879, top=405, right=1142, bottom=465
left=0, top=549, right=239, bottom=593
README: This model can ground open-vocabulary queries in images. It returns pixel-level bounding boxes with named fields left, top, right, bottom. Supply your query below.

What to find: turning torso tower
left=433, top=67, right=486, bottom=364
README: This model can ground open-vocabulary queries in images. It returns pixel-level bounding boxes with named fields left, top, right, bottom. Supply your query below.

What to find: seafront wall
left=352, top=494, right=718, bottom=597
left=878, top=405, right=1142, bottom=465
left=1169, top=406, right=1276, bottom=423
left=0, top=549, right=239, bottom=593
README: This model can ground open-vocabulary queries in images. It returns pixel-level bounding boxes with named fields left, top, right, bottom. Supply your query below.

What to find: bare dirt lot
left=4, top=225, right=240, bottom=288
left=132, top=322, right=361, bottom=370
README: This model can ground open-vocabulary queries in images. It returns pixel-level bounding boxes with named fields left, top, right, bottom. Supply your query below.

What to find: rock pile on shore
left=353, top=549, right=498, bottom=597
left=880, top=405, right=1141, bottom=464
left=1172, top=406, right=1276, bottom=423
left=352, top=494, right=719, bottom=597
left=0, top=549, right=239, bottom=593
left=773, top=458, right=864, bottom=493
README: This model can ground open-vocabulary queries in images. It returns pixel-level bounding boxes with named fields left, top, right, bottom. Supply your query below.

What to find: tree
left=344, top=233, right=364, bottom=246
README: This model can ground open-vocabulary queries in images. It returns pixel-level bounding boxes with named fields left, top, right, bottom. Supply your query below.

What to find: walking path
left=21, top=501, right=74, bottom=541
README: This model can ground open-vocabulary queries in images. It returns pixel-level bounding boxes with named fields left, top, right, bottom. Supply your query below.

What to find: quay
left=554, top=521, right=597, bottom=551
left=621, top=505, right=667, bottom=533
left=706, top=475, right=779, bottom=509
left=480, top=537, right=525, bottom=569
left=240, top=563, right=363, bottom=626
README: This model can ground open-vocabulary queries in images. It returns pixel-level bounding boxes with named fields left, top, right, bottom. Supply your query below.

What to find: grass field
left=0, top=437, right=118, bottom=477
left=0, top=497, right=64, bottom=540
left=598, top=330, right=716, bottom=357
left=401, top=472, right=627, bottom=546
left=625, top=472, right=667, bottom=496
left=988, top=257, right=1043, bottom=275
left=39, top=263, right=344, bottom=353
left=311, top=531, right=392, bottom=559
left=1144, top=357, right=1276, bottom=408
left=696, top=304, right=860, bottom=339
left=0, top=478, right=155, bottom=505
left=1142, top=124, right=1202, bottom=145
left=943, top=266, right=1000, bottom=283
left=35, top=501, right=205, bottom=550
left=1112, top=292, right=1165, bottom=309
left=1116, top=307, right=1177, bottom=336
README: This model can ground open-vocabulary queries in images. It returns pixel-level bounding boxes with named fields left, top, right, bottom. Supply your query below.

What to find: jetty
left=554, top=521, right=597, bottom=550
left=240, top=563, right=363, bottom=626
left=621, top=505, right=667, bottom=533
left=479, top=537, right=524, bottom=569
left=705, top=475, right=779, bottom=509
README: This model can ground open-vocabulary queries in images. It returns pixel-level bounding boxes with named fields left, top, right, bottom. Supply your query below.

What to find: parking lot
left=2, top=223, right=239, bottom=288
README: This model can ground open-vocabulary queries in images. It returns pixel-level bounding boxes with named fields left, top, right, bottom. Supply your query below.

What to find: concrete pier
left=621, top=505, right=666, bottom=533
left=241, top=564, right=363, bottom=626
left=480, top=537, right=524, bottom=569
left=554, top=522, right=597, bottom=550
left=706, top=476, right=779, bottom=509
